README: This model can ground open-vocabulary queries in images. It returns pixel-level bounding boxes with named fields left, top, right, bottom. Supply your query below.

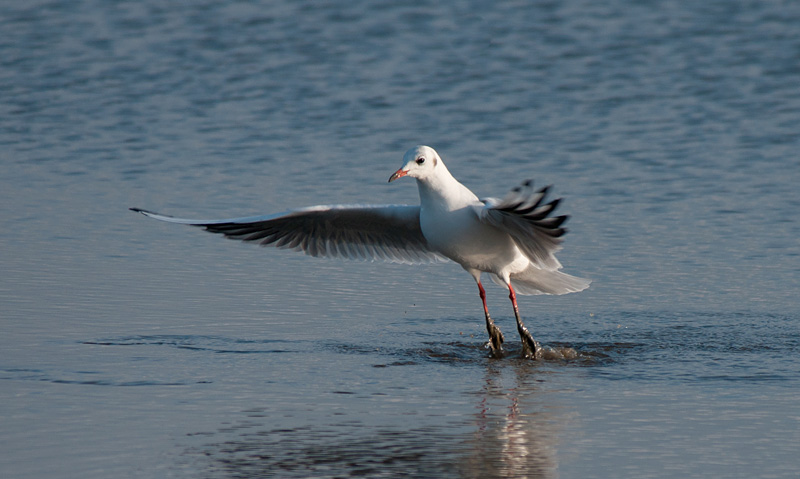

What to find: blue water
left=2, top=1, right=799, bottom=477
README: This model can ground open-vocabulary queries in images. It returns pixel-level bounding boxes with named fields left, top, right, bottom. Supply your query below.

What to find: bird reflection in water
left=460, top=360, right=573, bottom=479
left=188, top=347, right=578, bottom=478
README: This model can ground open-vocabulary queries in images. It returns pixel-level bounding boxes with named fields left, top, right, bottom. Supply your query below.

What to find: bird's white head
left=388, top=145, right=442, bottom=183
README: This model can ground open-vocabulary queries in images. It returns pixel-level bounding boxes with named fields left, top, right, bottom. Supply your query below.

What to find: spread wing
left=478, top=180, right=569, bottom=271
left=131, top=205, right=447, bottom=265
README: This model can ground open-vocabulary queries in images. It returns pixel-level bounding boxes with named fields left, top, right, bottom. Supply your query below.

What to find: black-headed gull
left=131, top=145, right=590, bottom=358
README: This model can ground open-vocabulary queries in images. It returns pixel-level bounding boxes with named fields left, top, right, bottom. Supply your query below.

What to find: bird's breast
left=420, top=205, right=522, bottom=273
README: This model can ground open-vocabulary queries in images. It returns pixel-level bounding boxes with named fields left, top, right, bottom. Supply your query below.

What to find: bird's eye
left=415, top=157, right=425, bottom=165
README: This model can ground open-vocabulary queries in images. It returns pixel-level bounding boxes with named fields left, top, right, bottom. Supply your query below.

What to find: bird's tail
left=490, top=267, right=591, bottom=295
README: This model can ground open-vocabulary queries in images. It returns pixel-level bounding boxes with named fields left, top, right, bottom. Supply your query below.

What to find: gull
left=131, top=145, right=590, bottom=358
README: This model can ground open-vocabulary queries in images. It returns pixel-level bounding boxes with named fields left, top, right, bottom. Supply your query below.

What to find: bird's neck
left=416, top=166, right=477, bottom=211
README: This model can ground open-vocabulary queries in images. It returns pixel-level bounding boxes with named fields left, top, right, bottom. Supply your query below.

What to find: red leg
left=477, top=281, right=504, bottom=356
left=508, top=283, right=541, bottom=359
left=478, top=281, right=490, bottom=317
left=508, top=283, right=520, bottom=317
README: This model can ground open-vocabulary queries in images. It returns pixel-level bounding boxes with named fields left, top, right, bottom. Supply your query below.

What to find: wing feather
left=130, top=205, right=447, bottom=265
left=478, top=180, right=570, bottom=271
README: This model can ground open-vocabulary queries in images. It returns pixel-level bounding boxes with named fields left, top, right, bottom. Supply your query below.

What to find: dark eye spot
left=415, top=157, right=425, bottom=165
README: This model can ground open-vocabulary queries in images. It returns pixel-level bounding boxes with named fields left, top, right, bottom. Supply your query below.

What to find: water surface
left=2, top=1, right=798, bottom=477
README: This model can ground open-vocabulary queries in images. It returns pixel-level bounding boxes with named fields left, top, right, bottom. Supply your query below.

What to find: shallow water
left=2, top=0, right=799, bottom=477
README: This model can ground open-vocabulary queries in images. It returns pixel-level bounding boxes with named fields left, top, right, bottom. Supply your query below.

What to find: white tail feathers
left=490, top=267, right=591, bottom=296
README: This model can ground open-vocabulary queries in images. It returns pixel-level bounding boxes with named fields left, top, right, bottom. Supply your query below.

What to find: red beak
left=388, top=169, right=408, bottom=183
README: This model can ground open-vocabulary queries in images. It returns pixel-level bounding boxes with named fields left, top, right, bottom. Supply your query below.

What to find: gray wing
left=130, top=204, right=447, bottom=265
left=478, top=180, right=569, bottom=271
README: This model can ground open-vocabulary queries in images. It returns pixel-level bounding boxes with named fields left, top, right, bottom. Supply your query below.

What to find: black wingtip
left=130, top=207, right=167, bottom=218
left=130, top=207, right=155, bottom=215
